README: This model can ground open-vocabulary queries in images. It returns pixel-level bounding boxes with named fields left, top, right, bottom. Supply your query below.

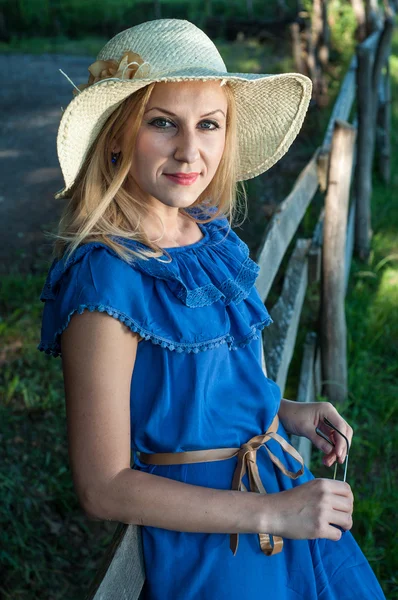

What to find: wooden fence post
left=376, top=57, right=392, bottom=184
left=321, top=119, right=357, bottom=404
left=355, top=30, right=380, bottom=261
left=355, top=12, right=394, bottom=260
left=290, top=21, right=306, bottom=75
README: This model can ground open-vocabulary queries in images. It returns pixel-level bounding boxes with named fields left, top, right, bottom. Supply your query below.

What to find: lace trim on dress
left=37, top=302, right=272, bottom=357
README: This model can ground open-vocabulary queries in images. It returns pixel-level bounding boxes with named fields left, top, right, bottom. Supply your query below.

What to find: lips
left=164, top=173, right=200, bottom=186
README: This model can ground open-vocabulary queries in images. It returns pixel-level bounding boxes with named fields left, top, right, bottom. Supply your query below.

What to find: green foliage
left=3, top=0, right=302, bottom=40
left=328, top=0, right=358, bottom=62
left=300, top=0, right=357, bottom=65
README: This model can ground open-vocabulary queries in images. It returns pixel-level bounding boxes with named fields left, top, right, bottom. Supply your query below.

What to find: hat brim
left=56, top=69, right=312, bottom=198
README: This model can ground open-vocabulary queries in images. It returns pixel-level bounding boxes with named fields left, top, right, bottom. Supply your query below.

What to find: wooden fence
left=84, top=10, right=394, bottom=600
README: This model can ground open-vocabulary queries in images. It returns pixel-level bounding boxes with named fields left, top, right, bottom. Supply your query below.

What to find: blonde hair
left=48, top=81, right=247, bottom=265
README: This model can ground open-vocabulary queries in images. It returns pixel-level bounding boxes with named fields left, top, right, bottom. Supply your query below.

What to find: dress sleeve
left=37, top=243, right=147, bottom=358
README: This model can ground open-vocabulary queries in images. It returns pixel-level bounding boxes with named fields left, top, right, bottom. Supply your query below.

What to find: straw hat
left=56, top=18, right=312, bottom=199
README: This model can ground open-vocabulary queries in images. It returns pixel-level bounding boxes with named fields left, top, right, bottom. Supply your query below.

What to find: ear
left=111, top=139, right=122, bottom=153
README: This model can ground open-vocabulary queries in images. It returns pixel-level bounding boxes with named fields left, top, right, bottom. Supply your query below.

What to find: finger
left=346, top=423, right=354, bottom=450
left=330, top=509, right=353, bottom=531
left=312, top=426, right=337, bottom=455
left=322, top=413, right=352, bottom=464
left=323, top=423, right=347, bottom=462
left=328, top=480, right=353, bottom=498
left=325, top=524, right=343, bottom=541
left=315, top=419, right=344, bottom=459
left=313, top=432, right=336, bottom=456
left=323, top=451, right=338, bottom=467
left=316, top=420, right=336, bottom=445
left=332, top=495, right=353, bottom=513
left=330, top=430, right=348, bottom=464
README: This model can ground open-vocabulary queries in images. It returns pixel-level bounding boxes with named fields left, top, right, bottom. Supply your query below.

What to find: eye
left=198, top=120, right=220, bottom=130
left=148, top=117, right=175, bottom=129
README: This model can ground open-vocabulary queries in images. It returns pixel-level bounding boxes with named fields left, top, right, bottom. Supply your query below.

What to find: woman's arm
left=61, top=310, right=264, bottom=536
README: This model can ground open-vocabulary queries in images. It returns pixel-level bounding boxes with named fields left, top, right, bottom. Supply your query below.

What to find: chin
left=154, top=191, right=203, bottom=207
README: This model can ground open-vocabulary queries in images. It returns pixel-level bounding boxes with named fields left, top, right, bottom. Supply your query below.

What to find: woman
left=38, top=19, right=385, bottom=599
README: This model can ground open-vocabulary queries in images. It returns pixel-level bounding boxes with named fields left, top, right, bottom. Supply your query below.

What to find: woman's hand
left=277, top=399, right=353, bottom=468
left=260, top=478, right=353, bottom=541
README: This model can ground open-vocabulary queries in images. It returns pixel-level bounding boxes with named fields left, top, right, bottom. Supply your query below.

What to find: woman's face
left=122, top=80, right=228, bottom=210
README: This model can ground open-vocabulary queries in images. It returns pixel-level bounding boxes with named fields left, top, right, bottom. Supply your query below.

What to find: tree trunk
left=319, top=0, right=330, bottom=70
left=308, top=0, right=330, bottom=106
left=290, top=22, right=306, bottom=74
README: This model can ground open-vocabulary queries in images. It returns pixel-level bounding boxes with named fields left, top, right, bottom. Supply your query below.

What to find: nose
left=173, top=128, right=200, bottom=165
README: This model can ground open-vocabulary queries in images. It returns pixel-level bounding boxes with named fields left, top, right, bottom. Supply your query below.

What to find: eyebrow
left=144, top=107, right=226, bottom=118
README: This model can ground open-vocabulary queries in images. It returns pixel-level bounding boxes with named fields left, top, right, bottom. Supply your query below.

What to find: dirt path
left=0, top=53, right=94, bottom=274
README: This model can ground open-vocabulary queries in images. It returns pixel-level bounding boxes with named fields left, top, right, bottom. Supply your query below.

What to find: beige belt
left=138, top=414, right=305, bottom=556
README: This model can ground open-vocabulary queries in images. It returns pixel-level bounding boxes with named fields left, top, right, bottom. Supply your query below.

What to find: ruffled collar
left=41, top=210, right=261, bottom=310
left=114, top=214, right=260, bottom=308
left=39, top=209, right=273, bottom=354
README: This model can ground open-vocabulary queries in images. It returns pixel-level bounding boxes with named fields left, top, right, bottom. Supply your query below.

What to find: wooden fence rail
left=84, top=10, right=394, bottom=600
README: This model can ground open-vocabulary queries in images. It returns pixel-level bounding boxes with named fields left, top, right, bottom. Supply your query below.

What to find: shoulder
left=40, top=242, right=140, bottom=302
left=38, top=242, right=148, bottom=357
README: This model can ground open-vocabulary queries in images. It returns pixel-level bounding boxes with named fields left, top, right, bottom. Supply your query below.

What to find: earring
left=111, top=152, right=120, bottom=164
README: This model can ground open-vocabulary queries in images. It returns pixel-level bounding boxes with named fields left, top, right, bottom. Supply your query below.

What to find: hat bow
left=73, top=50, right=151, bottom=96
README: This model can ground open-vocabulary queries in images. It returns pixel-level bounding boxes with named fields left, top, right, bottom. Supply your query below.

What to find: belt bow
left=229, top=414, right=304, bottom=556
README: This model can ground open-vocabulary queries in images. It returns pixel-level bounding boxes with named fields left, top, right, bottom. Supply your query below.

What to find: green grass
left=1, top=22, right=397, bottom=600
left=0, top=35, right=107, bottom=56
left=0, top=275, right=118, bottom=599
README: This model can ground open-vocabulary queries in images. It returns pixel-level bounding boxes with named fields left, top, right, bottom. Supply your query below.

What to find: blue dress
left=38, top=208, right=385, bottom=600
